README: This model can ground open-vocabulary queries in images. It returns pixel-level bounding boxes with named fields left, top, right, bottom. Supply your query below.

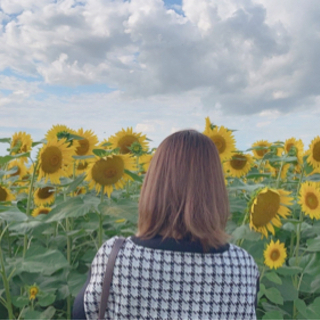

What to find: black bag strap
left=98, top=237, right=126, bottom=320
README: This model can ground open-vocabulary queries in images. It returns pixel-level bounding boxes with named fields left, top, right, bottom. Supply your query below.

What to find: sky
left=0, top=0, right=320, bottom=156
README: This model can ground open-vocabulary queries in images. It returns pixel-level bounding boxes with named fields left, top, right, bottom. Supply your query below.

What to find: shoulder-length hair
left=137, top=130, right=230, bottom=251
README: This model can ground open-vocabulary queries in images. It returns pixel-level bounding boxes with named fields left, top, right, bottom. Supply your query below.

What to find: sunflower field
left=0, top=119, right=320, bottom=320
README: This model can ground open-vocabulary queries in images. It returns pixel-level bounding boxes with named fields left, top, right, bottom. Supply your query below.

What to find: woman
left=73, top=130, right=259, bottom=320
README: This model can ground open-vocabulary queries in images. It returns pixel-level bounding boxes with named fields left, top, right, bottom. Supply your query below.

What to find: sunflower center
left=256, top=145, right=268, bottom=157
left=230, top=155, right=247, bottom=170
left=211, top=135, right=226, bottom=154
left=41, top=146, right=62, bottom=173
left=270, top=249, right=280, bottom=261
left=252, top=190, right=281, bottom=228
left=0, top=187, right=8, bottom=201
left=305, top=192, right=319, bottom=210
left=91, top=157, right=124, bottom=185
left=118, top=135, right=138, bottom=154
left=313, top=141, right=320, bottom=162
left=38, top=187, right=54, bottom=199
left=76, top=139, right=90, bottom=156
left=39, top=209, right=50, bottom=215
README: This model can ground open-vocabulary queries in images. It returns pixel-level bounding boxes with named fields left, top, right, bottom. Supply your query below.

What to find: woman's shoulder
left=228, top=244, right=259, bottom=270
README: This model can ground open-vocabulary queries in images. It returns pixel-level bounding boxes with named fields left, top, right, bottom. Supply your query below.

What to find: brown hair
left=137, top=130, right=230, bottom=251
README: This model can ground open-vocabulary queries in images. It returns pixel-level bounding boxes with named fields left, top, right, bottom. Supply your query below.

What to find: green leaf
left=306, top=297, right=320, bottom=319
left=262, top=311, right=283, bottom=320
left=294, top=299, right=308, bottom=319
left=31, top=139, right=46, bottom=147
left=276, top=266, right=302, bottom=276
left=38, top=292, right=56, bottom=307
left=0, top=138, right=10, bottom=143
left=268, top=156, right=297, bottom=163
left=56, top=284, right=69, bottom=300
left=72, top=155, right=95, bottom=160
left=281, top=222, right=296, bottom=233
left=297, top=252, right=320, bottom=276
left=246, top=172, right=271, bottom=179
left=304, top=159, right=315, bottom=175
left=231, top=225, right=261, bottom=242
left=65, top=173, right=86, bottom=194
left=0, top=205, right=28, bottom=222
left=8, top=219, right=46, bottom=234
left=23, top=310, right=42, bottom=319
left=98, top=199, right=138, bottom=223
left=92, top=148, right=115, bottom=157
left=124, top=169, right=143, bottom=182
left=303, top=173, right=320, bottom=182
left=0, top=152, right=30, bottom=165
left=258, top=283, right=266, bottom=301
left=44, top=197, right=92, bottom=222
left=11, top=296, right=29, bottom=308
left=264, top=287, right=283, bottom=305
left=265, top=272, right=282, bottom=285
left=229, top=197, right=247, bottom=214
left=13, top=247, right=69, bottom=276
left=67, top=271, right=87, bottom=296
left=39, top=306, right=56, bottom=319
left=306, top=236, right=320, bottom=252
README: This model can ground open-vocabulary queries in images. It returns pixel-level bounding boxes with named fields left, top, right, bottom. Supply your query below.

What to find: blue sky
left=1, top=0, right=320, bottom=157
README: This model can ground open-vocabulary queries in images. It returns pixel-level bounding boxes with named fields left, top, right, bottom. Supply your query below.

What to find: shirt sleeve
left=72, top=267, right=92, bottom=320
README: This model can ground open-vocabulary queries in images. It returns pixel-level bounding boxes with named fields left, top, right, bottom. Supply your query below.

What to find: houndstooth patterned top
left=84, top=236, right=259, bottom=320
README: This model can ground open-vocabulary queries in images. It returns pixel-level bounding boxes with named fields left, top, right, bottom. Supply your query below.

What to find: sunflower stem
left=98, top=188, right=104, bottom=248
left=275, top=161, right=284, bottom=189
left=64, top=190, right=72, bottom=320
left=6, top=222, right=12, bottom=258
left=23, top=160, right=38, bottom=258
left=0, top=224, right=14, bottom=320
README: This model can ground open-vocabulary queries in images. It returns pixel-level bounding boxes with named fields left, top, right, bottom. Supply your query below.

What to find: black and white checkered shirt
left=83, top=235, right=259, bottom=320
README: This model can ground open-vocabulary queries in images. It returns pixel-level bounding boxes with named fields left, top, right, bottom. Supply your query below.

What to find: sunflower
left=6, top=159, right=28, bottom=180
left=0, top=186, right=15, bottom=202
left=74, top=186, right=86, bottom=196
left=270, top=141, right=284, bottom=157
left=75, top=128, right=99, bottom=156
left=203, top=117, right=236, bottom=161
left=98, top=139, right=112, bottom=150
left=138, top=153, right=154, bottom=173
left=249, top=187, right=293, bottom=238
left=264, top=239, right=287, bottom=269
left=85, top=154, right=136, bottom=197
left=251, top=140, right=271, bottom=159
left=306, top=136, right=320, bottom=169
left=45, top=124, right=76, bottom=141
left=223, top=153, right=253, bottom=178
left=284, top=138, right=304, bottom=163
left=10, top=132, right=32, bottom=159
left=298, top=182, right=320, bottom=220
left=266, top=162, right=291, bottom=180
left=32, top=206, right=52, bottom=217
left=38, top=138, right=75, bottom=184
left=76, top=161, right=89, bottom=175
left=108, top=127, right=149, bottom=155
left=34, top=187, right=55, bottom=206
left=28, top=284, right=39, bottom=301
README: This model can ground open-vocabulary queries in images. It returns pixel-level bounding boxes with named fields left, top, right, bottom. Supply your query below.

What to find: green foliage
left=0, top=132, right=320, bottom=320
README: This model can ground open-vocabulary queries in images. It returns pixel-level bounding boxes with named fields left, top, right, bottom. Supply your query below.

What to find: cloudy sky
left=0, top=0, right=319, bottom=155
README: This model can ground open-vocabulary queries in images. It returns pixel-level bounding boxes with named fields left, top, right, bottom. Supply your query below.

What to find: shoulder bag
left=98, top=237, right=126, bottom=320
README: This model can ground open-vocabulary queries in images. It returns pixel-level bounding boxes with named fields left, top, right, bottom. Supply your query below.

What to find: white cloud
left=0, top=0, right=319, bottom=116
left=0, top=0, right=319, bottom=156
